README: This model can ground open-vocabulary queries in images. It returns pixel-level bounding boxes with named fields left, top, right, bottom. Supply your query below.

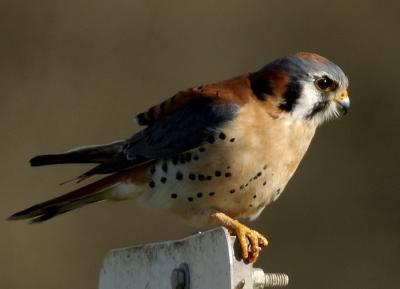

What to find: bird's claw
left=230, top=224, right=268, bottom=263
left=211, top=211, right=268, bottom=263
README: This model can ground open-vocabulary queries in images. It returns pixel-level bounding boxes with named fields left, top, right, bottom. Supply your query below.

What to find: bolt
left=264, top=273, right=289, bottom=287
left=253, top=268, right=289, bottom=288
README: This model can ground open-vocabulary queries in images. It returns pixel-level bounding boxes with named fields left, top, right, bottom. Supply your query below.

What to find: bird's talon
left=211, top=211, right=269, bottom=263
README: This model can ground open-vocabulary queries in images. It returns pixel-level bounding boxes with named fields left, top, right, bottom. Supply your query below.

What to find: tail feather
left=30, top=141, right=125, bottom=167
left=8, top=172, right=124, bottom=223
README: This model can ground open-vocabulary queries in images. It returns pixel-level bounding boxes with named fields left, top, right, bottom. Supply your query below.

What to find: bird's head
left=250, top=52, right=349, bottom=125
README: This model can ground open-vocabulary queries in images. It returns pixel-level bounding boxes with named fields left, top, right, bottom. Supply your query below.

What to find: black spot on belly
left=230, top=189, right=236, bottom=194
left=249, top=204, right=253, bottom=207
left=193, top=155, right=199, bottom=161
left=277, top=188, right=281, bottom=194
left=162, top=163, right=168, bottom=173
left=176, top=172, right=183, bottom=180
left=199, top=147, right=206, bottom=152
left=149, top=181, right=155, bottom=188
left=206, top=176, right=212, bottom=181
left=197, top=192, right=203, bottom=198
left=257, top=172, right=262, bottom=177
left=171, top=193, right=177, bottom=199
left=263, top=165, right=267, bottom=170
left=188, top=197, right=194, bottom=202
left=160, top=177, right=167, bottom=183
left=263, top=181, right=267, bottom=186
left=198, top=174, right=205, bottom=181
left=189, top=173, right=196, bottom=180
left=150, top=166, right=156, bottom=174
left=209, top=192, right=215, bottom=196
left=207, top=135, right=215, bottom=143
left=215, top=170, right=221, bottom=177
left=219, top=132, right=226, bottom=140
left=240, top=185, right=244, bottom=190
left=225, top=172, right=232, bottom=178
left=253, top=195, right=257, bottom=199
left=229, top=138, right=236, bottom=142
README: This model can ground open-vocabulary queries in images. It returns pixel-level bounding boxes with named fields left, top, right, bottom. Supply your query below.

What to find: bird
left=8, top=52, right=349, bottom=263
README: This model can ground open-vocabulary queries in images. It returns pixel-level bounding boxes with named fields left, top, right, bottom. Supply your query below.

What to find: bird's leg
left=211, top=211, right=268, bottom=263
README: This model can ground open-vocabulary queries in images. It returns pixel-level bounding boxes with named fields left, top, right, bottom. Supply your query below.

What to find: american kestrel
left=9, top=52, right=349, bottom=263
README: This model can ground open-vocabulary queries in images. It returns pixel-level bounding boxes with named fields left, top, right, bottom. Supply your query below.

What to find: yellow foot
left=211, top=211, right=268, bottom=263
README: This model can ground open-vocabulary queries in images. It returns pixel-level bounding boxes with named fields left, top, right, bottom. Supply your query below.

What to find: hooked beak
left=334, top=90, right=350, bottom=115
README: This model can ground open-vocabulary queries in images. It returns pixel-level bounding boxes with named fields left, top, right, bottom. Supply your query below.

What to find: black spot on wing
left=207, top=135, right=215, bottom=144
left=136, top=113, right=147, bottom=125
left=176, top=172, right=183, bottom=180
left=147, top=106, right=156, bottom=122
left=149, top=180, right=155, bottom=188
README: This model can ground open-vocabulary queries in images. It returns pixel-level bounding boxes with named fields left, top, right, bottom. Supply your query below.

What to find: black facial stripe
left=279, top=79, right=302, bottom=112
left=306, top=100, right=329, bottom=119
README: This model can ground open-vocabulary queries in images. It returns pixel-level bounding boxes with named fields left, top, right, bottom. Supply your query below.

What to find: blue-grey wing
left=81, top=98, right=238, bottom=178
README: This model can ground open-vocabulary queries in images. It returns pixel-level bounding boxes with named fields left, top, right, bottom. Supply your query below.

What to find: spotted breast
left=137, top=97, right=317, bottom=226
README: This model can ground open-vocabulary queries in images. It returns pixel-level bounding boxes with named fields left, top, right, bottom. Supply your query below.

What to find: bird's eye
left=314, top=77, right=337, bottom=92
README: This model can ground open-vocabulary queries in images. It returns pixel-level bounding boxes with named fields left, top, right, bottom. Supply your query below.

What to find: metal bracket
left=99, top=227, right=289, bottom=289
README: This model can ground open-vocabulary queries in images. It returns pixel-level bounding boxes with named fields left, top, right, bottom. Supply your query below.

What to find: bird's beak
left=334, top=90, right=350, bottom=115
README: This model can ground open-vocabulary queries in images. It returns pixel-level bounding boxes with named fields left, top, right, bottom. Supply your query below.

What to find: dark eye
left=315, top=77, right=337, bottom=92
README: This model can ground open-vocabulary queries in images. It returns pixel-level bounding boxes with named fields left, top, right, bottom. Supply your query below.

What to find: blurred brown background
left=1, top=0, right=399, bottom=288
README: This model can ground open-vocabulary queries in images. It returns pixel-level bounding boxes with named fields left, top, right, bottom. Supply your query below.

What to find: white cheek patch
left=291, top=81, right=320, bottom=120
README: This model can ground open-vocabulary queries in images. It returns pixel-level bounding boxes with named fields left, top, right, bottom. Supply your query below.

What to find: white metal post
left=99, top=227, right=289, bottom=289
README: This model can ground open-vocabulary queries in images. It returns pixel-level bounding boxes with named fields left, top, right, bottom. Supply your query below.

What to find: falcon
left=9, top=52, right=350, bottom=263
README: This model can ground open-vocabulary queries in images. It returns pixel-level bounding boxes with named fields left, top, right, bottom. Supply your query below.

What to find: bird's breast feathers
left=134, top=98, right=317, bottom=225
